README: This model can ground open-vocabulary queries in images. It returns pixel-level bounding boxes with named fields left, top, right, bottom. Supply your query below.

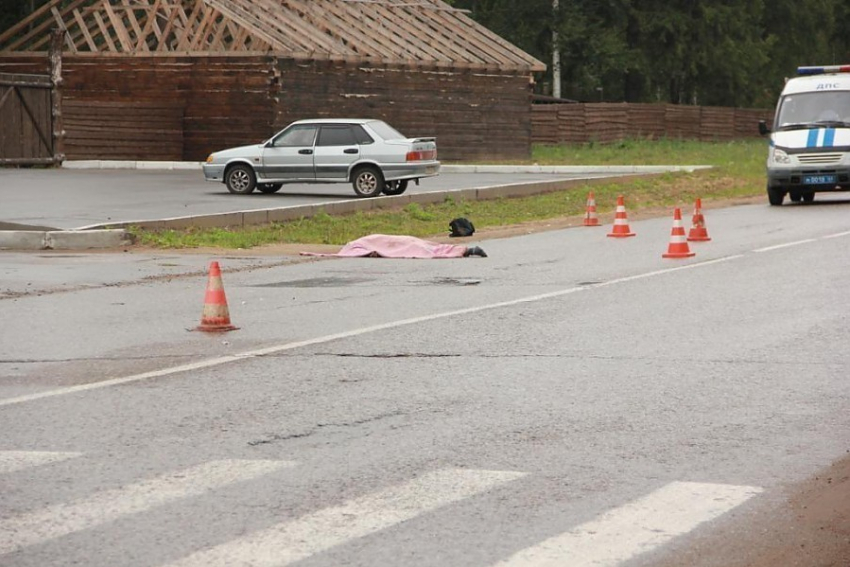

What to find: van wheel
left=802, top=191, right=815, bottom=203
left=789, top=191, right=802, bottom=202
left=767, top=186, right=785, bottom=206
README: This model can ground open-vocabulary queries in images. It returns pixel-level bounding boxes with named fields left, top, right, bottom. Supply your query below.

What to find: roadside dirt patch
left=649, top=452, right=850, bottom=567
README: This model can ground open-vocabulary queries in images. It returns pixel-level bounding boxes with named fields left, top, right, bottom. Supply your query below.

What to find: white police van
left=759, top=65, right=850, bottom=205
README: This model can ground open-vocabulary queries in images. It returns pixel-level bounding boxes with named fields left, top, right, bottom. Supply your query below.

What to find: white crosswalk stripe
left=0, top=451, right=82, bottom=474
left=493, top=481, right=763, bottom=567
left=0, top=459, right=296, bottom=556
left=162, top=467, right=528, bottom=567
left=1, top=454, right=764, bottom=567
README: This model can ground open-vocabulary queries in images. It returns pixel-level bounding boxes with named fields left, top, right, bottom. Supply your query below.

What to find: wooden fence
left=532, top=103, right=773, bottom=145
left=0, top=72, right=55, bottom=164
left=64, top=101, right=183, bottom=161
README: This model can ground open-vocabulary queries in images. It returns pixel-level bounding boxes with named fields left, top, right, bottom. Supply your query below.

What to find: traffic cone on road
left=583, top=192, right=600, bottom=226
left=662, top=208, right=696, bottom=258
left=687, top=198, right=711, bottom=241
left=607, top=195, right=636, bottom=237
left=196, top=261, right=238, bottom=332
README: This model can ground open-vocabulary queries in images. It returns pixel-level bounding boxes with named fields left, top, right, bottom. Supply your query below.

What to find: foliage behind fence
left=532, top=103, right=774, bottom=145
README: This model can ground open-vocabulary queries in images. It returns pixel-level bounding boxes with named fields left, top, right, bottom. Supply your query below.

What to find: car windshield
left=776, top=91, right=850, bottom=130
left=367, top=120, right=406, bottom=140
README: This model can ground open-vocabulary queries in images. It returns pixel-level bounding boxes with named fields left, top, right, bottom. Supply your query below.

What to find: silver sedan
left=203, top=119, right=440, bottom=197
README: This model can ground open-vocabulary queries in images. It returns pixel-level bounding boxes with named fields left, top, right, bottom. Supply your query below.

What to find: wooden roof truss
left=0, top=0, right=546, bottom=72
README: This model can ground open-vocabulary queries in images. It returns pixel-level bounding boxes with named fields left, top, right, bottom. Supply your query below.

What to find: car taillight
left=406, top=149, right=436, bottom=161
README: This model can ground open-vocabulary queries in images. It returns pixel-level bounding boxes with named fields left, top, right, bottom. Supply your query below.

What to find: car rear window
left=366, top=121, right=406, bottom=141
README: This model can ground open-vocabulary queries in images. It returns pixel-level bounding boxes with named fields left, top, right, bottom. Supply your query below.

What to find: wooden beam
left=3, top=0, right=92, bottom=52
left=174, top=0, right=205, bottom=51
left=102, top=0, right=136, bottom=52
left=0, top=0, right=62, bottom=46
left=136, top=0, right=165, bottom=48
left=91, top=10, right=118, bottom=52
left=72, top=9, right=99, bottom=51
left=120, top=0, right=148, bottom=51
left=156, top=5, right=180, bottom=51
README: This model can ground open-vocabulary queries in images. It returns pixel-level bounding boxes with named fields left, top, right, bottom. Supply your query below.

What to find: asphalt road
left=0, top=168, right=623, bottom=230
left=1, top=198, right=849, bottom=566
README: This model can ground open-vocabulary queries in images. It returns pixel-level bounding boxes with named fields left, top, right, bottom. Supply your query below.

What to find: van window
left=777, top=92, right=850, bottom=128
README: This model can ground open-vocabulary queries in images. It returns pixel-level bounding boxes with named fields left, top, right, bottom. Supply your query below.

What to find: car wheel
left=225, top=164, right=256, bottom=195
left=802, top=191, right=815, bottom=203
left=767, top=185, right=785, bottom=206
left=257, top=183, right=283, bottom=194
left=382, top=180, right=409, bottom=196
left=789, top=191, right=802, bottom=202
left=352, top=166, right=385, bottom=198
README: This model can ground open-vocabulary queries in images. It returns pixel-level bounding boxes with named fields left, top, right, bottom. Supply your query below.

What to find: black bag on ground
left=449, top=217, right=475, bottom=237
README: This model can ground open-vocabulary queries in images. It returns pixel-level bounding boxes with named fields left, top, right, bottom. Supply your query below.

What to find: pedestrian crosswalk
left=0, top=450, right=81, bottom=474
left=493, top=481, right=763, bottom=567
left=0, top=451, right=762, bottom=566
left=0, top=458, right=295, bottom=555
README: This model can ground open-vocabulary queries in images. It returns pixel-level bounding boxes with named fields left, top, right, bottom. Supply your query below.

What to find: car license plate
left=803, top=174, right=836, bottom=185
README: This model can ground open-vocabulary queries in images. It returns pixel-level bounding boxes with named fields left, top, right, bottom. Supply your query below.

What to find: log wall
left=532, top=102, right=773, bottom=145
left=273, top=59, right=534, bottom=162
left=0, top=55, right=276, bottom=160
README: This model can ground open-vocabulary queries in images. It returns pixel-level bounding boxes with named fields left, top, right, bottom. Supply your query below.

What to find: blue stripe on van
left=807, top=129, right=819, bottom=148
left=823, top=128, right=835, bottom=147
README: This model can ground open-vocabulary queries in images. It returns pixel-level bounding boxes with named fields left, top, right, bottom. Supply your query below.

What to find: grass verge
left=130, top=138, right=767, bottom=249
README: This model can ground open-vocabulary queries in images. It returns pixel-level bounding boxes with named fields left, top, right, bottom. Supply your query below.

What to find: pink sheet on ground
left=301, top=234, right=468, bottom=259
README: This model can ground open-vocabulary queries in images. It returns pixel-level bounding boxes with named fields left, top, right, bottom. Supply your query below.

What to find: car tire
left=225, top=164, right=257, bottom=195
left=802, top=191, right=815, bottom=203
left=789, top=191, right=802, bottom=202
left=352, top=166, right=385, bottom=198
left=257, top=183, right=283, bottom=194
left=767, top=185, right=785, bottom=206
left=382, top=180, right=409, bottom=196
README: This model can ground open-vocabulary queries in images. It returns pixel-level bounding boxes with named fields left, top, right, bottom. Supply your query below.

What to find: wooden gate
left=0, top=72, right=57, bottom=165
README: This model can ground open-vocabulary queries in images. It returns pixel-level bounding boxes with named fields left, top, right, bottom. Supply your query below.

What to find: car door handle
left=344, top=148, right=359, bottom=154
left=299, top=149, right=313, bottom=155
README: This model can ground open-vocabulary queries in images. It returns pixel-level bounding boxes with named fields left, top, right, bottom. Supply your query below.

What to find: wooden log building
left=0, top=0, right=545, bottom=162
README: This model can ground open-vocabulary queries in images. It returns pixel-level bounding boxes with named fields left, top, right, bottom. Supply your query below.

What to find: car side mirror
left=758, top=120, right=770, bottom=136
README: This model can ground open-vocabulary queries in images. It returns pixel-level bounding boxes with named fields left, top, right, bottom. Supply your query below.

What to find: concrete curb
left=0, top=229, right=132, bottom=251
left=78, top=174, right=655, bottom=232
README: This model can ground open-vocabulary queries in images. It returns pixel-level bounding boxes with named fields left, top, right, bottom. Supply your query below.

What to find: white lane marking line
left=494, top=481, right=762, bottom=567
left=0, top=459, right=295, bottom=555
left=0, top=255, right=744, bottom=408
left=823, top=230, right=850, bottom=239
left=753, top=239, right=817, bottom=253
left=164, top=468, right=527, bottom=567
left=0, top=451, right=82, bottom=474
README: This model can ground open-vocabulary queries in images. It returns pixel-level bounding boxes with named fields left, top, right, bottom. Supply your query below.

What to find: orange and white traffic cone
left=662, top=208, right=696, bottom=258
left=583, top=191, right=600, bottom=226
left=687, top=198, right=711, bottom=242
left=196, top=261, right=238, bottom=332
left=607, top=195, right=636, bottom=237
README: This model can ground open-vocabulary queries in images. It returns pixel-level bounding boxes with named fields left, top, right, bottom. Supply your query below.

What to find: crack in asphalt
left=0, top=257, right=319, bottom=301
left=247, top=409, right=406, bottom=446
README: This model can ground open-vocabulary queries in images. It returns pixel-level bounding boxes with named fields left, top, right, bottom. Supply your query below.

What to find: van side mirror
left=758, top=120, right=770, bottom=136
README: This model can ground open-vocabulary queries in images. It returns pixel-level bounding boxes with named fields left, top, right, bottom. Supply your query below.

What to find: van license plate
left=803, top=174, right=836, bottom=185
